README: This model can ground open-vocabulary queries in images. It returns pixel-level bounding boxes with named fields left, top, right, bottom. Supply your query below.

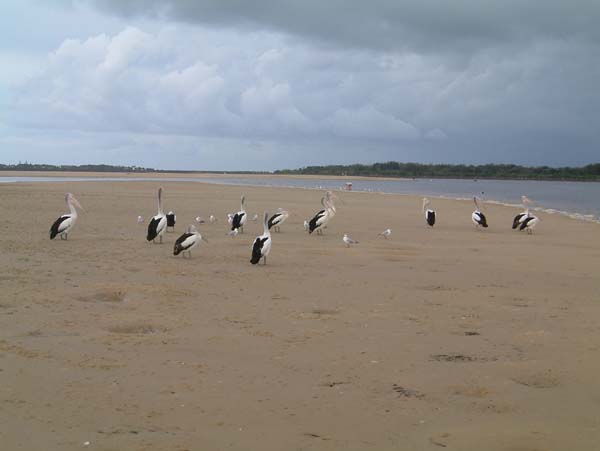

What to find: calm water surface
left=1, top=176, right=598, bottom=221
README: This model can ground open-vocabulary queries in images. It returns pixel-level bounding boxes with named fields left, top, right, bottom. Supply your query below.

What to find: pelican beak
left=201, top=236, right=209, bottom=243
left=73, top=197, right=85, bottom=211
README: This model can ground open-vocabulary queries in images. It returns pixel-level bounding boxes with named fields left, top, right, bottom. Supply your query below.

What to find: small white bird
left=303, top=220, right=309, bottom=231
left=251, top=213, right=259, bottom=222
left=173, top=225, right=207, bottom=258
left=227, top=229, right=239, bottom=237
left=195, top=216, right=205, bottom=224
left=209, top=215, right=217, bottom=223
left=378, top=228, right=392, bottom=239
left=137, top=215, right=144, bottom=224
left=343, top=234, right=359, bottom=247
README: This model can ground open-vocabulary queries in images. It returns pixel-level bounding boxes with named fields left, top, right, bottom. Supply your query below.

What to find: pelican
left=343, top=234, right=359, bottom=247
left=268, top=208, right=289, bottom=232
left=512, top=196, right=532, bottom=229
left=231, top=196, right=247, bottom=233
left=378, top=228, right=392, bottom=239
left=519, top=212, right=540, bottom=234
left=250, top=212, right=272, bottom=265
left=166, top=211, right=176, bottom=232
left=308, top=192, right=337, bottom=235
left=423, top=198, right=436, bottom=227
left=137, top=215, right=144, bottom=224
left=173, top=225, right=207, bottom=258
left=49, top=193, right=84, bottom=240
left=472, top=196, right=488, bottom=228
left=147, top=187, right=167, bottom=243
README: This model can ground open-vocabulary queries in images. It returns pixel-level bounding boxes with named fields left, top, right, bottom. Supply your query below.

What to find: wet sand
left=1, top=180, right=599, bottom=450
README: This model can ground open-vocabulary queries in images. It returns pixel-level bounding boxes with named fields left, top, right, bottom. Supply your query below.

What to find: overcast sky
left=1, top=1, right=599, bottom=170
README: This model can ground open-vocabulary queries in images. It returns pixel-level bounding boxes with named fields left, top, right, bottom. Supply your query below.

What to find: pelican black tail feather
left=512, top=213, right=525, bottom=229
left=478, top=212, right=489, bottom=228
left=308, top=210, right=325, bottom=234
left=251, top=237, right=269, bottom=264
left=268, top=213, right=282, bottom=230
left=231, top=212, right=245, bottom=231
left=426, top=211, right=436, bottom=227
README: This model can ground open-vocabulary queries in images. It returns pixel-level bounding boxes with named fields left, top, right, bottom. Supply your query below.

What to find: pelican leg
left=159, top=235, right=163, bottom=244
left=241, top=226, right=244, bottom=234
left=263, top=256, right=267, bottom=265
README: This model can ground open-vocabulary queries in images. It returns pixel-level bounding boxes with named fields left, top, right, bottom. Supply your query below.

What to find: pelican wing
left=147, top=215, right=166, bottom=241
left=49, top=215, right=72, bottom=239
left=512, top=213, right=526, bottom=229
left=250, top=236, right=270, bottom=264
left=231, top=212, right=246, bottom=230
left=308, top=210, right=326, bottom=233
left=173, top=232, right=197, bottom=255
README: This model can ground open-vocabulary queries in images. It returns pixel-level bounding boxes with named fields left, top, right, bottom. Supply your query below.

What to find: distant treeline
left=0, top=163, right=267, bottom=175
left=275, top=162, right=600, bottom=181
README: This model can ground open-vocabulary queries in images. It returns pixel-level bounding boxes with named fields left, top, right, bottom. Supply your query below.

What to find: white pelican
left=268, top=208, right=289, bottom=232
left=166, top=211, right=176, bottom=232
left=137, top=215, right=144, bottom=224
left=378, top=228, right=392, bottom=239
left=308, top=192, right=337, bottom=235
left=343, top=234, right=359, bottom=247
left=231, top=195, right=247, bottom=233
left=519, top=212, right=540, bottom=234
left=423, top=198, right=436, bottom=227
left=147, top=187, right=167, bottom=243
left=512, top=196, right=532, bottom=229
left=173, top=225, right=207, bottom=258
left=471, top=196, right=489, bottom=229
left=49, top=193, right=84, bottom=240
left=250, top=212, right=272, bottom=265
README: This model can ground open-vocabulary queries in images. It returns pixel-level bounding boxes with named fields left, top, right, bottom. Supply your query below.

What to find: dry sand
left=0, top=179, right=599, bottom=451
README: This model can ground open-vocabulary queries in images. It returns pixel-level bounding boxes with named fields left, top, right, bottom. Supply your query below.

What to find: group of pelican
left=49, top=188, right=541, bottom=262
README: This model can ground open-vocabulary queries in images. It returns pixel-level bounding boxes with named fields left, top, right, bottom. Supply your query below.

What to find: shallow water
left=1, top=175, right=599, bottom=222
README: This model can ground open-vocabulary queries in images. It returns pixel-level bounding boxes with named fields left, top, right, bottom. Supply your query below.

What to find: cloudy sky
left=1, top=1, right=598, bottom=170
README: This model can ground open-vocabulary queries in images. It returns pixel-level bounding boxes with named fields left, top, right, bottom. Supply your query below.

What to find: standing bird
left=519, top=213, right=540, bottom=234
left=251, top=213, right=259, bottom=222
left=147, top=187, right=167, bottom=243
left=423, top=198, right=436, bottom=227
left=308, top=192, right=337, bottom=235
left=268, top=208, right=289, bottom=232
left=137, top=215, right=144, bottom=224
left=231, top=195, right=247, bottom=233
left=250, top=212, right=272, bottom=265
left=173, top=225, right=207, bottom=258
left=471, top=196, right=489, bottom=229
left=512, top=196, right=532, bottom=229
left=378, top=228, right=392, bottom=239
left=303, top=220, right=309, bottom=231
left=209, top=215, right=217, bottom=223
left=166, top=211, right=176, bottom=232
left=49, top=193, right=84, bottom=240
left=342, top=234, right=359, bottom=247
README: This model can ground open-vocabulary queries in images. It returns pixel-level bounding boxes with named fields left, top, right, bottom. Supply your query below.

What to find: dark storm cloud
left=89, top=0, right=600, bottom=53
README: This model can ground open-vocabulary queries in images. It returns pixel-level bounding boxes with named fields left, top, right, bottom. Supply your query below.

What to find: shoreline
left=2, top=171, right=598, bottom=224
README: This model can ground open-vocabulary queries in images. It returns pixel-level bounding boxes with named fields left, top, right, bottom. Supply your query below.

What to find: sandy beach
left=1, top=179, right=599, bottom=451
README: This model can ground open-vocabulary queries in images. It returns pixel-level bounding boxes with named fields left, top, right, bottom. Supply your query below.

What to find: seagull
left=49, top=193, right=84, bottom=240
left=303, top=220, right=309, bottom=231
left=195, top=216, right=206, bottom=224
left=378, top=228, right=392, bottom=239
left=251, top=213, right=259, bottom=222
left=343, top=234, right=359, bottom=247
left=147, top=187, right=167, bottom=243
left=250, top=212, right=272, bottom=265
left=423, top=198, right=436, bottom=227
left=173, top=225, right=207, bottom=258
left=209, top=215, right=217, bottom=223
left=472, top=196, right=489, bottom=229
left=231, top=196, right=247, bottom=233
left=137, top=215, right=144, bottom=224
left=227, top=229, right=239, bottom=237
left=268, top=208, right=289, bottom=232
